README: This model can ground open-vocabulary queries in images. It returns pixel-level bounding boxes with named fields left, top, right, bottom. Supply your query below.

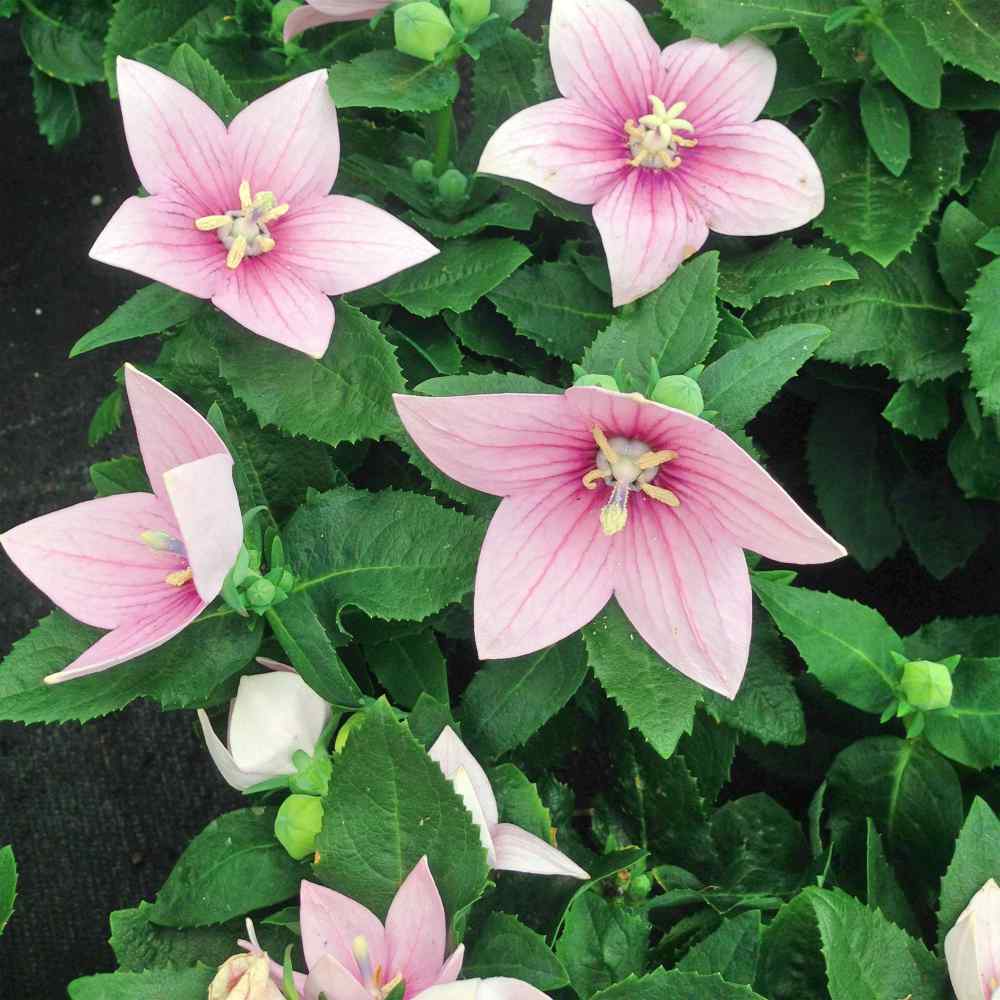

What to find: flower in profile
left=283, top=0, right=389, bottom=42
left=429, top=727, right=587, bottom=879
left=210, top=953, right=284, bottom=1000
left=197, top=660, right=332, bottom=791
left=0, top=365, right=242, bottom=684
left=245, top=859, right=553, bottom=998
left=91, top=58, right=437, bottom=358
left=945, top=879, right=1000, bottom=1000
left=477, top=0, right=824, bottom=305
left=394, top=386, right=845, bottom=698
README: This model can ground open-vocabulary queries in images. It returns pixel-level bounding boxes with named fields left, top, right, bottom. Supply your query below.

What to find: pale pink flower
left=283, top=0, right=388, bottom=41
left=210, top=953, right=285, bottom=1000
left=429, top=727, right=587, bottom=879
left=394, top=386, right=845, bottom=698
left=91, top=58, right=437, bottom=358
left=246, top=859, right=552, bottom=999
left=477, top=0, right=824, bottom=306
left=0, top=365, right=242, bottom=684
left=946, top=879, right=1000, bottom=1000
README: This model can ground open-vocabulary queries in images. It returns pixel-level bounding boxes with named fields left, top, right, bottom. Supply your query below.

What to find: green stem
left=432, top=105, right=455, bottom=176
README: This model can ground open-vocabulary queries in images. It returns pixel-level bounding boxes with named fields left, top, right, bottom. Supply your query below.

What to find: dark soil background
left=1, top=7, right=999, bottom=996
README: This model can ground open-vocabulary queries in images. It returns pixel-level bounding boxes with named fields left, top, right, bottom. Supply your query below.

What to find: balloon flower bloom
left=1, top=365, right=242, bottom=684
left=283, top=0, right=388, bottom=41
left=90, top=58, right=436, bottom=357
left=394, top=385, right=845, bottom=698
left=478, top=0, right=824, bottom=305
left=946, top=879, right=1000, bottom=1000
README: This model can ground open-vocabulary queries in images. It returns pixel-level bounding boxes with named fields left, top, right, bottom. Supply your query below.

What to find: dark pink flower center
left=194, top=180, right=289, bottom=269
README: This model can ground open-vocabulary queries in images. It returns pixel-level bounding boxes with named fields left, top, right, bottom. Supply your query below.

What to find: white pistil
left=194, top=179, right=288, bottom=269
left=625, top=96, right=697, bottom=170
left=141, top=530, right=192, bottom=587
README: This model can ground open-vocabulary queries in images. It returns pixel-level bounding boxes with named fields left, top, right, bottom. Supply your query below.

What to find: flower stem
left=432, top=105, right=455, bottom=176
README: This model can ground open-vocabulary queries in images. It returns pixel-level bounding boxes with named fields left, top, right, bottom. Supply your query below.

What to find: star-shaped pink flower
left=477, top=0, right=824, bottom=306
left=283, top=0, right=388, bottom=41
left=91, top=58, right=437, bottom=358
left=1, top=366, right=243, bottom=684
left=394, top=386, right=845, bottom=698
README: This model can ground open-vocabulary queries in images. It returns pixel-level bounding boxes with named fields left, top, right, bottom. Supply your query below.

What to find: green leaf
left=465, top=912, right=570, bottom=990
left=969, top=133, right=1000, bottom=227
left=943, top=70, right=1000, bottom=109
left=166, top=43, right=244, bottom=121
left=461, top=635, right=589, bottom=758
left=491, top=764, right=553, bottom=842
left=923, top=658, right=1000, bottom=768
left=556, top=891, right=649, bottom=999
left=30, top=66, right=80, bottom=147
left=906, top=0, right=1000, bottom=85
left=677, top=910, right=761, bottom=985
left=581, top=253, right=719, bottom=386
left=365, top=630, right=449, bottom=710
left=752, top=576, right=902, bottom=714
left=949, top=417, right=1000, bottom=500
left=717, top=239, right=857, bottom=310
left=905, top=615, right=1000, bottom=660
left=405, top=192, right=537, bottom=240
left=765, top=34, right=843, bottom=115
left=859, top=82, right=911, bottom=176
left=21, top=2, right=103, bottom=84
left=313, top=699, right=489, bottom=919
left=870, top=8, right=942, bottom=108
left=89, top=387, right=124, bottom=447
left=700, top=323, right=828, bottom=433
left=584, top=601, right=702, bottom=760
left=0, top=845, right=16, bottom=935
left=282, top=487, right=485, bottom=626
left=593, top=968, right=767, bottom=1000
left=0, top=610, right=260, bottom=725
left=487, top=260, right=613, bottom=363
left=90, top=455, right=151, bottom=496
left=327, top=50, right=459, bottom=112
left=806, top=104, right=965, bottom=266
left=966, top=258, right=1000, bottom=416
left=756, top=889, right=827, bottom=1000
left=937, top=201, right=991, bottom=303
left=148, top=807, right=303, bottom=927
left=938, top=797, right=1000, bottom=944
left=68, top=967, right=214, bottom=1000
left=865, top=819, right=920, bottom=935
left=416, top=372, right=560, bottom=396
left=881, top=381, right=950, bottom=440
left=211, top=304, right=405, bottom=448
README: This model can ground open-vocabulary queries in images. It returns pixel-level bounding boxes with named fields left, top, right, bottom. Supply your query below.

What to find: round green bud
left=274, top=794, right=324, bottom=861
left=651, top=374, right=704, bottom=416
left=334, top=711, right=368, bottom=753
left=626, top=872, right=653, bottom=901
left=574, top=373, right=619, bottom=391
left=395, top=2, right=455, bottom=61
left=900, top=660, right=954, bottom=712
left=437, top=167, right=468, bottom=202
left=411, top=159, right=436, bottom=184
left=451, top=0, right=491, bottom=28
left=246, top=577, right=277, bottom=609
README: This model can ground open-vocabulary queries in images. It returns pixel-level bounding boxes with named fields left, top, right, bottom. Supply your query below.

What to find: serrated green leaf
left=327, top=50, right=459, bottom=112
left=881, top=381, right=950, bottom=440
left=405, top=192, right=537, bottom=239
left=905, top=615, right=1000, bottom=660
left=88, top=387, right=124, bottom=446
left=465, top=912, right=569, bottom=990
left=943, top=70, right=1000, bottom=109
left=949, top=418, right=1000, bottom=500
left=365, top=630, right=449, bottom=710
left=936, top=202, right=992, bottom=303
left=491, top=763, right=553, bottom=842
left=416, top=372, right=560, bottom=396
left=970, top=133, right=1000, bottom=226
left=756, top=888, right=827, bottom=1000
left=765, top=34, right=843, bottom=116
left=21, top=3, right=103, bottom=85
left=906, top=0, right=1000, bottom=85
left=0, top=845, right=16, bottom=934
left=677, top=910, right=761, bottom=985
left=90, top=455, right=150, bottom=496
left=870, top=8, right=942, bottom=108
left=68, top=967, right=214, bottom=1000
left=923, top=658, right=1000, bottom=769
left=966, top=258, right=1000, bottom=416
left=165, top=43, right=244, bottom=121
left=859, top=82, right=911, bottom=176
left=938, top=797, right=1000, bottom=945
left=30, top=66, right=80, bottom=147
left=978, top=226, right=1000, bottom=253
left=444, top=304, right=549, bottom=373
left=865, top=819, right=919, bottom=935
left=594, top=968, right=767, bottom=1000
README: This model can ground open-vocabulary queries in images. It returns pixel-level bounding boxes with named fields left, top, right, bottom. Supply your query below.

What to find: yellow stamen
left=226, top=235, right=247, bottom=270
left=600, top=502, right=629, bottom=536
left=165, top=568, right=193, bottom=587
left=656, top=151, right=681, bottom=169
left=238, top=179, right=253, bottom=211
left=637, top=449, right=677, bottom=470
left=628, top=150, right=650, bottom=167
left=640, top=482, right=680, bottom=508
left=675, top=136, right=698, bottom=148
left=582, top=468, right=609, bottom=490
left=671, top=117, right=694, bottom=133
left=592, top=425, right=619, bottom=464
left=664, top=100, right=687, bottom=119
left=251, top=190, right=276, bottom=212
left=194, top=214, right=231, bottom=231
left=256, top=236, right=276, bottom=253
left=624, top=119, right=645, bottom=139
left=258, top=202, right=290, bottom=224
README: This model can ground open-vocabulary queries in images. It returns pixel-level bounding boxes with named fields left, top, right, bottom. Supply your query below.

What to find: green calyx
left=394, top=2, right=455, bottom=61
left=274, top=794, right=324, bottom=860
left=437, top=167, right=468, bottom=202
left=221, top=508, right=297, bottom=617
left=650, top=374, right=705, bottom=416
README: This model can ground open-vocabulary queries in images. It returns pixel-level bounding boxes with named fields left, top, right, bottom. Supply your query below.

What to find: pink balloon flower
left=477, top=0, right=824, bottom=306
left=283, top=0, right=388, bottom=41
left=0, top=365, right=243, bottom=684
left=394, top=385, right=845, bottom=698
left=90, top=58, right=437, bottom=358
left=429, top=726, right=588, bottom=879
left=946, top=879, right=1000, bottom=1000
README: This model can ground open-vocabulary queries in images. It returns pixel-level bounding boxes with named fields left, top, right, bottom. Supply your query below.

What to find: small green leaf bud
left=574, top=373, right=620, bottom=391
left=274, top=794, right=324, bottom=860
left=290, top=749, right=333, bottom=797
left=437, top=167, right=468, bottom=202
left=411, top=159, right=436, bottom=184
left=900, top=660, right=954, bottom=712
left=451, top=0, right=491, bottom=28
left=246, top=577, right=277, bottom=610
left=626, top=872, right=653, bottom=901
left=651, top=374, right=704, bottom=416
left=395, top=2, right=455, bottom=61
left=334, top=711, right=368, bottom=753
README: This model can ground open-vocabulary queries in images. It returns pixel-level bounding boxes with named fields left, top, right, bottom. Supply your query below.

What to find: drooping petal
left=89, top=194, right=226, bottom=300
left=393, top=393, right=592, bottom=498
left=124, top=365, right=231, bottom=503
left=299, top=881, right=387, bottom=977
left=228, top=70, right=340, bottom=205
left=275, top=195, right=437, bottom=295
left=659, top=36, right=777, bottom=134
left=434, top=945, right=466, bottom=987
left=211, top=256, right=335, bottom=358
left=284, top=0, right=388, bottom=41
left=676, top=121, right=824, bottom=236
left=549, top=0, right=662, bottom=122
left=1, top=492, right=184, bottom=629
left=385, top=857, right=447, bottom=995
left=474, top=480, right=616, bottom=660
left=283, top=5, right=340, bottom=41
left=592, top=171, right=709, bottom=306
left=428, top=727, right=499, bottom=827
left=477, top=99, right=626, bottom=205
left=945, top=880, right=1000, bottom=1000
left=491, top=824, right=588, bottom=880
left=417, top=980, right=552, bottom=1000
left=450, top=767, right=498, bottom=867
left=114, top=57, right=233, bottom=212
left=197, top=709, right=274, bottom=791
left=945, top=914, right=982, bottom=1000
left=302, top=955, right=371, bottom=1000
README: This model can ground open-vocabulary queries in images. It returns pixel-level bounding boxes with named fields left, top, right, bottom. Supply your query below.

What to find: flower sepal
left=222, top=509, right=297, bottom=617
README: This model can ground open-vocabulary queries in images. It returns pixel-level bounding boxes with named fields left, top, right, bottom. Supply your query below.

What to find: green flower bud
left=411, top=159, right=436, bottom=184
left=274, top=794, right=324, bottom=861
left=451, top=0, right=491, bottom=28
left=395, top=2, right=455, bottom=61
left=651, top=374, right=704, bottom=416
left=290, top=749, right=333, bottom=797
left=437, top=167, right=468, bottom=202
left=626, top=872, right=653, bottom=901
left=334, top=711, right=368, bottom=753
left=574, top=373, right=619, bottom=391
left=900, top=660, right=954, bottom=712
left=246, top=577, right=277, bottom=610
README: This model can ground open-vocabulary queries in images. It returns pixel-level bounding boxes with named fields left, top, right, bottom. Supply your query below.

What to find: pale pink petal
left=491, top=823, right=588, bottom=880
left=303, top=955, right=371, bottom=1000
left=197, top=708, right=273, bottom=791
left=284, top=0, right=387, bottom=39
left=676, top=121, right=823, bottom=236
left=89, top=194, right=226, bottom=300
left=474, top=480, right=616, bottom=660
left=299, top=880, right=386, bottom=977
left=275, top=195, right=437, bottom=295
left=228, top=70, right=340, bottom=205
left=162, top=453, right=242, bottom=602
left=614, top=497, right=751, bottom=698
left=385, top=858, right=447, bottom=995
left=44, top=586, right=204, bottom=684
left=549, top=0, right=662, bottom=122
left=417, top=980, right=551, bottom=1000
left=393, top=393, right=592, bottom=498
left=284, top=5, right=341, bottom=41
left=125, top=365, right=231, bottom=502
left=450, top=767, right=498, bottom=867
left=434, top=945, right=466, bottom=987
left=659, top=36, right=776, bottom=133
left=478, top=99, right=627, bottom=205
left=414, top=984, right=478, bottom=1000
left=428, top=727, right=500, bottom=827
left=592, top=171, right=708, bottom=306
left=947, top=880, right=1000, bottom=1000
left=1, top=493, right=184, bottom=629
left=114, top=57, right=234, bottom=212
left=945, top=915, right=981, bottom=1000
left=211, top=257, right=335, bottom=358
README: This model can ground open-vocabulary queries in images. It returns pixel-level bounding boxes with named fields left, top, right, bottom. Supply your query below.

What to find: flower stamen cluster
left=195, top=179, right=289, bottom=269
left=624, top=95, right=697, bottom=169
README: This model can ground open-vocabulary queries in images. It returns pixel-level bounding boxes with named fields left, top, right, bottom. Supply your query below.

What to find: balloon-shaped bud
left=209, top=953, right=284, bottom=1000
left=411, top=159, right=436, bottom=184
left=452, top=0, right=491, bottom=29
left=395, top=2, right=455, bottom=61
left=651, top=375, right=704, bottom=416
left=275, top=794, right=324, bottom=861
left=900, top=659, right=954, bottom=711
left=574, top=373, right=619, bottom=391
left=437, top=167, right=468, bottom=202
